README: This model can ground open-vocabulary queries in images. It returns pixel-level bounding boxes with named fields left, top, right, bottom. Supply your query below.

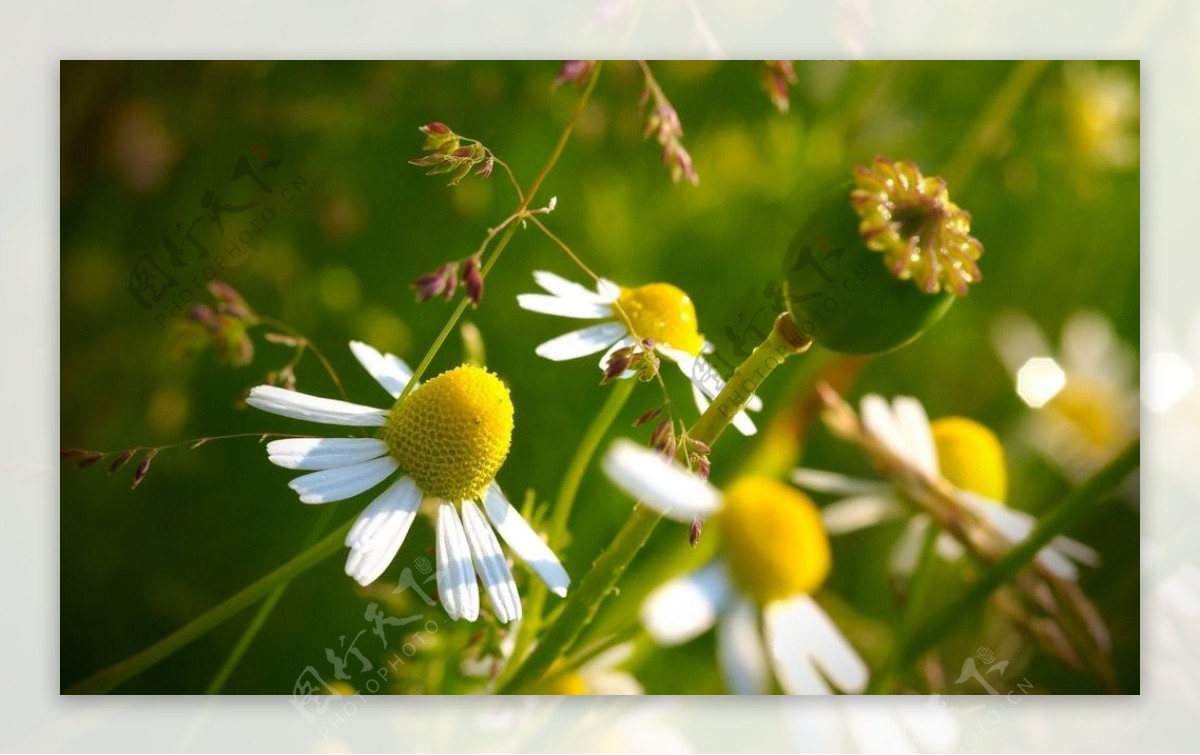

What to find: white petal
left=730, top=405, right=759, bottom=436
left=860, top=394, right=909, bottom=464
left=890, top=514, right=931, bottom=579
left=344, top=476, right=422, bottom=585
left=349, top=340, right=413, bottom=399
left=640, top=561, right=732, bottom=645
left=791, top=468, right=891, bottom=496
left=768, top=594, right=868, bottom=694
left=246, top=385, right=388, bottom=427
left=533, top=270, right=616, bottom=304
left=601, top=439, right=723, bottom=522
left=267, top=437, right=388, bottom=470
left=482, top=482, right=570, bottom=597
left=534, top=322, right=627, bottom=361
left=436, top=502, right=480, bottom=621
left=671, top=352, right=763, bottom=412
left=1049, top=535, right=1102, bottom=566
left=764, top=599, right=830, bottom=695
left=819, top=495, right=905, bottom=535
left=345, top=475, right=421, bottom=548
left=597, top=335, right=637, bottom=375
left=892, top=396, right=938, bottom=476
left=461, top=499, right=522, bottom=624
left=935, top=531, right=966, bottom=561
left=287, top=455, right=398, bottom=504
left=516, top=293, right=613, bottom=319
left=595, top=278, right=621, bottom=302
left=717, top=597, right=770, bottom=694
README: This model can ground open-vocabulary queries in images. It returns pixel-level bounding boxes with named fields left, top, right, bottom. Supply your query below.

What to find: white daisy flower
left=991, top=309, right=1138, bottom=483
left=602, top=440, right=869, bottom=695
left=517, top=271, right=763, bottom=435
left=246, top=341, right=569, bottom=622
left=793, top=394, right=1100, bottom=582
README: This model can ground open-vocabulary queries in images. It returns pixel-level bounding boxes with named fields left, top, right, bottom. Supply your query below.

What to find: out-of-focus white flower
left=603, top=440, right=868, bottom=694
left=992, top=310, right=1138, bottom=483
left=794, top=394, right=1099, bottom=582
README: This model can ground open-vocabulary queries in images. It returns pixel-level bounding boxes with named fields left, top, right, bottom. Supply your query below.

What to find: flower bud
left=783, top=158, right=983, bottom=354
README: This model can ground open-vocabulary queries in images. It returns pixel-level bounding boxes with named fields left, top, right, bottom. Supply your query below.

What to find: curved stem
left=498, top=315, right=810, bottom=693
left=257, top=316, right=348, bottom=401
left=66, top=518, right=354, bottom=694
left=501, top=377, right=637, bottom=684
left=203, top=505, right=337, bottom=694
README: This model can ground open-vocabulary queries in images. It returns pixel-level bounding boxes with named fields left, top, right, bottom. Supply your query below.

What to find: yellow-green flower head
left=602, top=440, right=868, bottom=695
left=518, top=271, right=763, bottom=435
left=614, top=283, right=706, bottom=357
left=383, top=365, right=513, bottom=502
left=247, top=342, right=568, bottom=621
left=718, top=477, right=831, bottom=605
left=850, top=156, right=984, bottom=297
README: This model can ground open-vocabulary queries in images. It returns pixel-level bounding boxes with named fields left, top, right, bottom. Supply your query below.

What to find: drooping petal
left=287, top=455, right=399, bottom=504
left=791, top=468, right=891, bottom=496
left=436, top=502, right=480, bottom=621
left=461, top=499, right=522, bottom=624
left=669, top=350, right=763, bottom=412
left=267, top=437, right=389, bottom=470
left=349, top=340, right=414, bottom=398
left=482, top=482, right=569, bottom=597
left=247, top=385, right=388, bottom=426
left=763, top=598, right=830, bottom=695
left=640, top=560, right=732, bottom=645
left=765, top=594, right=868, bottom=694
left=534, top=322, right=627, bottom=361
left=819, top=495, right=905, bottom=535
left=516, top=293, right=613, bottom=319
left=890, top=513, right=932, bottom=580
left=601, top=439, right=723, bottom=522
left=717, top=597, right=770, bottom=694
left=344, top=476, right=422, bottom=586
left=690, top=383, right=757, bottom=436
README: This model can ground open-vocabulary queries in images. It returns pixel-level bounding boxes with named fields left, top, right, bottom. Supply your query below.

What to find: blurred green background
left=60, top=60, right=1139, bottom=694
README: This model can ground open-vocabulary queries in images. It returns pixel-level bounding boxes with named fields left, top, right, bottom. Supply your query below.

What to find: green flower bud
left=783, top=158, right=983, bottom=354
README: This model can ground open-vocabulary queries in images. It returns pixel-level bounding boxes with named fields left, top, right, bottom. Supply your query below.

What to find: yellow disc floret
left=930, top=417, right=1007, bottom=502
left=717, top=477, right=831, bottom=605
left=539, top=660, right=589, bottom=695
left=615, top=283, right=706, bottom=356
left=383, top=365, right=513, bottom=502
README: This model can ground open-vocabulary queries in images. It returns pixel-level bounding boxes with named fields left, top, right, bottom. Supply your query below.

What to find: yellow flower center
left=1047, top=380, right=1126, bottom=451
left=930, top=417, right=1008, bottom=502
left=614, top=283, right=705, bottom=356
left=717, top=477, right=830, bottom=605
left=382, top=365, right=513, bottom=501
left=540, top=660, right=589, bottom=695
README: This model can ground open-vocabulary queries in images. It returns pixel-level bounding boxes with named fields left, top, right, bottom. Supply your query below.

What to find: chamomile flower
left=517, top=271, right=763, bottom=435
left=246, top=341, right=569, bottom=623
left=602, top=440, right=868, bottom=695
left=992, top=310, right=1138, bottom=483
left=793, top=394, right=1099, bottom=582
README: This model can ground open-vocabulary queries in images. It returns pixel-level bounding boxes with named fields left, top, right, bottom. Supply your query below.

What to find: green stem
left=502, top=378, right=637, bottom=684
left=868, top=517, right=940, bottom=693
left=943, top=60, right=1049, bottom=189
left=66, top=519, right=354, bottom=694
left=498, top=315, right=810, bottom=693
left=204, top=505, right=337, bottom=694
left=891, top=439, right=1139, bottom=672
